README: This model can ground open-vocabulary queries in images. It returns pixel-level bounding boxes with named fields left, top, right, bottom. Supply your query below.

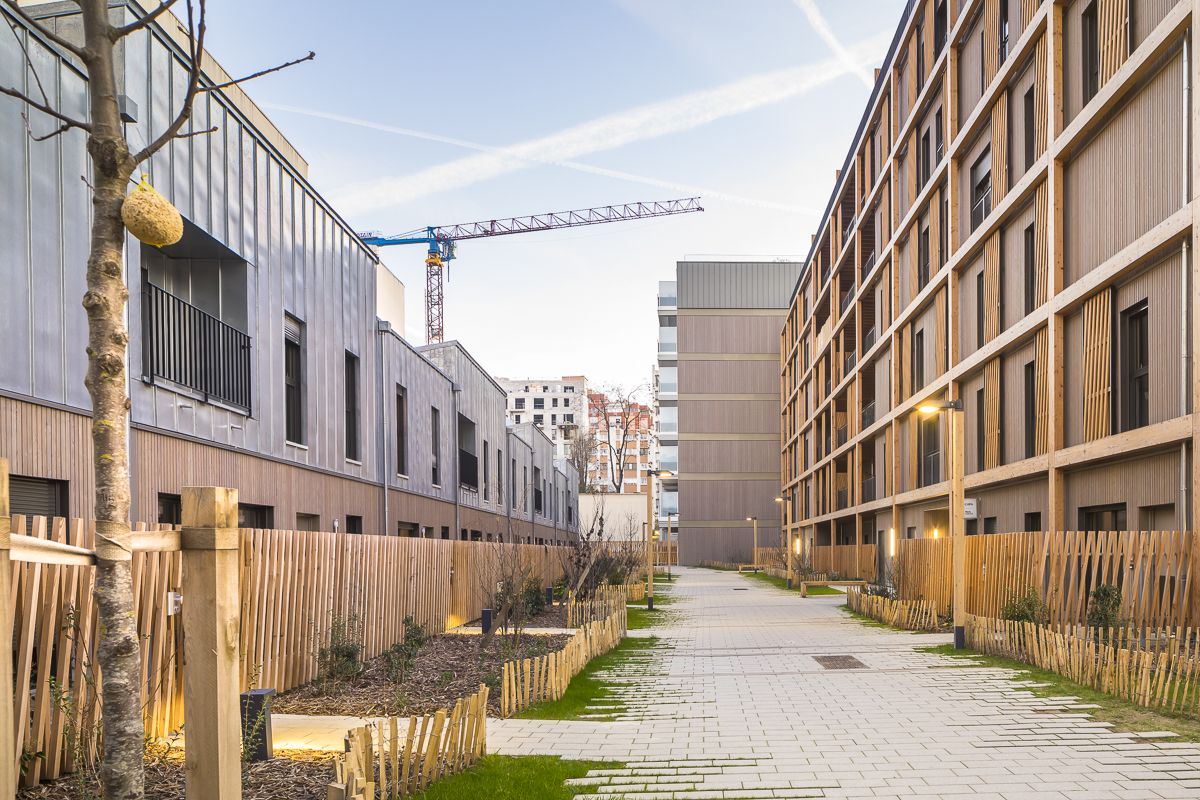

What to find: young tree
left=590, top=383, right=651, bottom=494
left=566, top=426, right=598, bottom=494
left=0, top=3, right=310, bottom=796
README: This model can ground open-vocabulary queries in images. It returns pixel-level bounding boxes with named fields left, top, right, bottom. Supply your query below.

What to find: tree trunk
left=80, top=2, right=144, bottom=797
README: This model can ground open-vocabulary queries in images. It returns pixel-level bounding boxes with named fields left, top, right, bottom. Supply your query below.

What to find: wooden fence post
left=0, top=458, right=15, bottom=798
left=181, top=486, right=241, bottom=800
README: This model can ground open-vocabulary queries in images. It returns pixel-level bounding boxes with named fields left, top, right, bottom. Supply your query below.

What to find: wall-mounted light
left=889, top=528, right=896, bottom=557
left=179, top=403, right=193, bottom=410
left=232, top=424, right=244, bottom=430
left=932, top=528, right=939, bottom=539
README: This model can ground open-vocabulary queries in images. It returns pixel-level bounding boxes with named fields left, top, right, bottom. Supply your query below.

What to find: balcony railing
left=459, top=450, right=478, bottom=490
left=861, top=250, right=876, bottom=282
left=839, top=289, right=855, bottom=315
left=862, top=475, right=876, bottom=502
left=836, top=425, right=847, bottom=448
left=836, top=488, right=848, bottom=510
left=863, top=325, right=877, bottom=351
left=145, top=283, right=252, bottom=410
left=971, top=189, right=992, bottom=232
left=862, top=401, right=876, bottom=428
left=922, top=452, right=941, bottom=487
left=843, top=350, right=857, bottom=374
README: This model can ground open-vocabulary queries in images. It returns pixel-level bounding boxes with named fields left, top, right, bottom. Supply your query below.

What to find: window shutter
left=983, top=0, right=1000, bottom=84
left=1034, top=182, right=1049, bottom=306
left=984, top=232, right=1002, bottom=343
left=284, top=314, right=301, bottom=343
left=1021, top=0, right=1039, bottom=29
left=1081, top=290, right=1113, bottom=441
left=9, top=476, right=66, bottom=532
left=1034, top=326, right=1049, bottom=454
left=934, top=287, right=948, bottom=376
left=1098, top=0, right=1128, bottom=84
left=991, top=98, right=1008, bottom=202
left=1033, top=35, right=1048, bottom=159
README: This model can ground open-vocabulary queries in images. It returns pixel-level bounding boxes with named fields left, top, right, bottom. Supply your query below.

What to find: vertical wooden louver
left=1034, top=181, right=1049, bottom=307
left=1081, top=290, right=1113, bottom=441
left=1021, top=0, right=1038, bottom=29
left=983, top=232, right=1002, bottom=343
left=1033, top=35, right=1048, bottom=157
left=984, top=358, right=1002, bottom=469
left=934, top=288, right=947, bottom=375
left=901, top=326, right=912, bottom=399
left=929, top=193, right=941, bottom=269
left=1097, top=0, right=1128, bottom=85
left=991, top=97, right=1008, bottom=201
left=1034, top=326, right=1049, bottom=454
left=983, top=0, right=1000, bottom=86
left=909, top=37, right=919, bottom=112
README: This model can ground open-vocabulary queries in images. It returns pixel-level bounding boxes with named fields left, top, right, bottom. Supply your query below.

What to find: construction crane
left=358, top=197, right=704, bottom=344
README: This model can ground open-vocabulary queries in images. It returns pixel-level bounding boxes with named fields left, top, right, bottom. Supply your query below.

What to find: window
left=934, top=0, right=947, bottom=53
left=296, top=513, right=320, bottom=532
left=1024, top=511, right=1042, bottom=532
left=920, top=129, right=931, bottom=187
left=983, top=516, right=997, bottom=535
left=534, top=398, right=544, bottom=409
left=970, top=148, right=992, bottom=231
left=396, top=386, right=408, bottom=475
left=552, top=398, right=558, bottom=408
left=565, top=386, right=574, bottom=392
left=523, top=466, right=529, bottom=512
left=511, top=458, right=517, bottom=509
left=158, top=493, right=181, bottom=525
left=431, top=406, right=441, bottom=486
left=1079, top=503, right=1126, bottom=532
left=976, top=389, right=986, bottom=472
left=998, top=0, right=1009, bottom=65
left=939, top=189, right=947, bottom=266
left=935, top=109, right=944, bottom=162
left=284, top=316, right=304, bottom=444
left=1024, top=87, right=1036, bottom=170
left=515, top=397, right=525, bottom=409
left=1023, top=225, right=1036, bottom=315
left=238, top=503, right=273, bottom=528
left=1123, top=303, right=1149, bottom=431
left=912, top=330, right=925, bottom=390
left=514, top=414, right=521, bottom=424
left=534, top=414, right=544, bottom=425
left=564, top=414, right=574, bottom=424
left=497, top=448, right=504, bottom=504
left=916, top=23, right=925, bottom=84
left=1024, top=362, right=1036, bottom=458
left=346, top=515, right=363, bottom=535
left=906, top=526, right=917, bottom=539
left=542, top=385, right=549, bottom=392
left=920, top=407, right=939, bottom=486
left=483, top=441, right=489, bottom=500
left=918, top=222, right=930, bottom=289
left=344, top=352, right=359, bottom=461
left=1082, top=1, right=1099, bottom=103
left=977, top=271, right=986, bottom=348
left=563, top=398, right=570, bottom=407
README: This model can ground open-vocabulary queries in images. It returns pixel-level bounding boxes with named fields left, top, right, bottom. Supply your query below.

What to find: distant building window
left=534, top=398, right=544, bottom=409
left=515, top=397, right=525, bottom=409
left=1082, top=1, right=1099, bottom=103
left=970, top=148, right=992, bottom=231
left=534, top=414, right=543, bottom=425
left=345, top=351, right=360, bottom=461
left=551, top=414, right=557, bottom=425
left=1123, top=302, right=1149, bottom=431
left=564, top=414, right=574, bottom=424
left=284, top=315, right=304, bottom=444
left=563, top=398, right=570, bottom=407
left=552, top=398, right=559, bottom=408
left=514, top=414, right=521, bottom=424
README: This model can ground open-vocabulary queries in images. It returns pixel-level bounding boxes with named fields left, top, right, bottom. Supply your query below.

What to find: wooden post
left=181, top=486, right=242, bottom=800
left=951, top=409, right=966, bottom=649
left=645, top=476, right=654, bottom=610
left=0, top=459, right=14, bottom=798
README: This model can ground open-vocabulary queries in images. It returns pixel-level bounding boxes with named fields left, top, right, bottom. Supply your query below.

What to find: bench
left=737, top=564, right=765, bottom=574
left=800, top=580, right=867, bottom=597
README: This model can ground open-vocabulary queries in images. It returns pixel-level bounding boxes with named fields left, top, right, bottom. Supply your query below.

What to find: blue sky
left=204, top=0, right=906, bottom=389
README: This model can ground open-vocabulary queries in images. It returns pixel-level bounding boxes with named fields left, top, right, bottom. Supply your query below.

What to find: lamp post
left=647, top=469, right=674, bottom=611
left=775, top=495, right=789, bottom=588
left=666, top=512, right=674, bottom=580
left=919, top=398, right=965, bottom=649
left=745, top=516, right=758, bottom=567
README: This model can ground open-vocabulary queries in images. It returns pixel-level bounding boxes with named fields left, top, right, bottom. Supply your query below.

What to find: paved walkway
left=486, top=566, right=1200, bottom=799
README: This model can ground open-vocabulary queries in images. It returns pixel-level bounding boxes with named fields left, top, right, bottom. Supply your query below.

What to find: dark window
left=497, top=448, right=504, bottom=504
left=344, top=352, right=359, bottom=461
left=1124, top=303, right=1149, bottom=431
left=912, top=330, right=925, bottom=390
left=441, top=526, right=450, bottom=540
left=396, top=386, right=408, bottom=476
left=431, top=406, right=441, bottom=485
left=1079, top=503, right=1126, bottom=532
left=966, top=519, right=978, bottom=535
left=920, top=411, right=940, bottom=486
left=511, top=458, right=517, bottom=509
left=907, top=526, right=917, bottom=539
left=533, top=397, right=544, bottom=409
left=238, top=503, right=273, bottom=529
left=935, top=109, right=944, bottom=162
left=1082, top=2, right=1100, bottom=102
left=1024, top=361, right=1036, bottom=458
left=564, top=414, right=574, bottom=424
left=1023, top=225, right=1036, bottom=315
left=534, top=414, right=544, bottom=425
left=1024, top=511, right=1042, bottom=532
left=939, top=190, right=948, bottom=266
left=483, top=440, right=489, bottom=501
left=977, top=389, right=986, bottom=472
left=977, top=271, right=986, bottom=348
left=916, top=23, right=925, bottom=84
left=284, top=317, right=304, bottom=444
left=346, top=515, right=363, bottom=535
left=970, top=148, right=992, bottom=231
left=1024, top=87, right=1036, bottom=170
left=158, top=493, right=181, bottom=525
left=984, top=516, right=997, bottom=535
left=921, top=130, right=931, bottom=186
left=918, top=223, right=931, bottom=289
left=515, top=397, right=525, bottom=409
left=934, top=0, right=947, bottom=54
left=296, top=513, right=320, bottom=532
left=999, top=0, right=1010, bottom=65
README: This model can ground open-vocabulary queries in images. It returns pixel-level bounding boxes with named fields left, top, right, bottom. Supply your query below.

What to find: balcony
left=863, top=325, right=877, bottom=351
left=861, top=401, right=876, bottom=428
left=459, top=450, right=478, bottom=490
left=860, top=250, right=876, bottom=282
left=145, top=283, right=252, bottom=411
left=839, top=289, right=855, bottom=316
left=836, top=488, right=848, bottom=510
left=836, top=425, right=847, bottom=448
left=843, top=350, right=856, bottom=375
left=863, top=475, right=876, bottom=503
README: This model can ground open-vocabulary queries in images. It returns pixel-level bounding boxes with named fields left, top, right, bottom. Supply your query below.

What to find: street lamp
left=647, top=469, right=674, bottom=611
left=775, top=496, right=790, bottom=587
left=745, top=516, right=758, bottom=567
left=919, top=398, right=966, bottom=649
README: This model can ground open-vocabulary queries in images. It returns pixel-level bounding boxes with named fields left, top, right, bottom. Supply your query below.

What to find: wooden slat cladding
left=928, top=191, right=942, bottom=272
left=1020, top=0, right=1039, bottom=29
left=1097, top=0, right=1129, bottom=84
left=983, top=232, right=1002, bottom=343
left=958, top=15, right=984, bottom=122
left=1064, top=51, right=1184, bottom=284
left=1034, top=181, right=1049, bottom=306
left=1080, top=289, right=1113, bottom=441
left=984, top=358, right=1002, bottom=469
left=990, top=96, right=1008, bottom=201
left=0, top=399, right=92, bottom=518
left=1134, top=0, right=1183, bottom=49
left=933, top=287, right=948, bottom=376
left=983, top=0, right=1001, bottom=95
left=678, top=315, right=786, bottom=354
left=1034, top=327, right=1049, bottom=454
left=1115, top=249, right=1186, bottom=427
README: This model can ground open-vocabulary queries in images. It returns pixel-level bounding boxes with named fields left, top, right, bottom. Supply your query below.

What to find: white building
left=496, top=376, right=588, bottom=460
left=655, top=281, right=679, bottom=539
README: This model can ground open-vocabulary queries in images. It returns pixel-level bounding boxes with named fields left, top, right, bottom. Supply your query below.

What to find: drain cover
left=813, top=655, right=867, bottom=669
left=733, top=588, right=748, bottom=591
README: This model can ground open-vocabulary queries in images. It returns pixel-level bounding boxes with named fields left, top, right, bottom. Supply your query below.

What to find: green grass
left=412, top=755, right=619, bottom=799
left=737, top=571, right=846, bottom=595
left=839, top=603, right=891, bottom=628
left=918, top=643, right=1200, bottom=742
left=514, top=636, right=661, bottom=720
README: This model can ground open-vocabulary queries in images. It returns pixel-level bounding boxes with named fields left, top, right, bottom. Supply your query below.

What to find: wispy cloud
left=297, top=32, right=888, bottom=215
left=793, top=0, right=876, bottom=89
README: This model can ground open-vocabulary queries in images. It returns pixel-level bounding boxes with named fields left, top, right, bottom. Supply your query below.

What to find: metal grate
left=813, top=655, right=868, bottom=669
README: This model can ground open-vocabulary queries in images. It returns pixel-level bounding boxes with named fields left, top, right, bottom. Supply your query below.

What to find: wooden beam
left=1053, top=414, right=1194, bottom=469
left=0, top=459, right=14, bottom=799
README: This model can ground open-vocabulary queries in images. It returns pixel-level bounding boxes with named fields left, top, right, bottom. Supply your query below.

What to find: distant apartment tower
left=587, top=393, right=656, bottom=494
left=656, top=283, right=679, bottom=538
left=669, top=260, right=801, bottom=565
left=498, top=376, right=588, bottom=461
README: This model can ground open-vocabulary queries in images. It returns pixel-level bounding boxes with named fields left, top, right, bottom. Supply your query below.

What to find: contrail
left=793, top=0, right=876, bottom=89
left=300, top=32, right=889, bottom=215
left=264, top=104, right=821, bottom=215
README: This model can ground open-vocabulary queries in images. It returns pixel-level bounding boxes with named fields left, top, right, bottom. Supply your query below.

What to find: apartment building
left=671, top=260, right=801, bottom=565
left=782, top=0, right=1194, bottom=566
left=588, top=393, right=657, bottom=495
left=0, top=1, right=577, bottom=544
left=496, top=376, right=588, bottom=461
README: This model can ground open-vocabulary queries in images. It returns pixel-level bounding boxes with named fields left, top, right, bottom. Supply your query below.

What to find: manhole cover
left=813, top=655, right=867, bottom=669
left=733, top=588, right=748, bottom=591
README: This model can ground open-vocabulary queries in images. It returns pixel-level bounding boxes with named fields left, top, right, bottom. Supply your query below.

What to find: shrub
left=383, top=615, right=427, bottom=683
left=1086, top=584, right=1126, bottom=631
left=606, top=568, right=627, bottom=587
left=316, top=613, right=364, bottom=693
left=1000, top=585, right=1051, bottom=626
left=523, top=577, right=546, bottom=618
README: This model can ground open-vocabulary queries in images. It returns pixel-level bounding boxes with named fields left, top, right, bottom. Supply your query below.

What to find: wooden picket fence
left=566, top=585, right=627, bottom=627
left=965, top=614, right=1200, bottom=717
left=812, top=543, right=878, bottom=582
left=846, top=587, right=940, bottom=631
left=501, top=608, right=625, bottom=717
left=8, top=514, right=566, bottom=784
left=330, top=685, right=489, bottom=799
left=624, top=581, right=646, bottom=601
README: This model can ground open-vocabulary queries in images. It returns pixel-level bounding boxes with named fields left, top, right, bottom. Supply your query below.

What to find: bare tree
left=566, top=426, right=598, bottom=494
left=0, top=3, right=311, bottom=796
left=590, top=383, right=651, bottom=494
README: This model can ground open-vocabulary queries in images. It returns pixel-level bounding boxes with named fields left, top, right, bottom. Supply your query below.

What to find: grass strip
left=918, top=643, right=1200, bottom=742
left=839, top=603, right=891, bottom=628
left=412, top=755, right=620, bottom=799
left=737, top=571, right=844, bottom=595
left=514, top=636, right=662, bottom=720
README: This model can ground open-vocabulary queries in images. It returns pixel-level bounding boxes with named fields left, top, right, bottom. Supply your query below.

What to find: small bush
left=383, top=615, right=427, bottom=683
left=606, top=568, right=626, bottom=587
left=1000, top=585, right=1051, bottom=626
left=316, top=613, right=364, bottom=693
left=1086, top=584, right=1126, bottom=631
left=523, top=577, right=546, bottom=617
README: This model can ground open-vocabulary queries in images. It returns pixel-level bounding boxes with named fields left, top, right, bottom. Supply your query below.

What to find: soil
left=457, top=601, right=568, bottom=630
left=17, top=748, right=336, bottom=800
left=271, top=631, right=572, bottom=718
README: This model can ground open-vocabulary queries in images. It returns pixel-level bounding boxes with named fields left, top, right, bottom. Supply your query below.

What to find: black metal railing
left=840, top=289, right=855, bottom=315
left=917, top=261, right=930, bottom=291
left=844, top=350, right=857, bottom=374
left=922, top=452, right=941, bottom=487
left=863, top=475, right=876, bottom=502
left=836, top=488, right=848, bottom=510
left=836, top=425, right=847, bottom=448
left=861, top=250, right=876, bottom=282
left=971, top=189, right=992, bottom=232
left=863, top=326, right=877, bottom=351
left=862, top=401, right=876, bottom=428
left=145, top=283, right=252, bottom=410
left=459, top=450, right=478, bottom=490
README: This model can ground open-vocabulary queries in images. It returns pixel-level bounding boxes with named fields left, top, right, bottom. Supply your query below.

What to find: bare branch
left=199, top=51, right=314, bottom=92
left=173, top=124, right=217, bottom=139
left=2, top=0, right=87, bottom=58
left=110, top=0, right=178, bottom=39
left=0, top=84, right=91, bottom=131
left=5, top=17, right=49, bottom=107
left=133, top=0, right=205, bottom=165
left=22, top=111, right=70, bottom=142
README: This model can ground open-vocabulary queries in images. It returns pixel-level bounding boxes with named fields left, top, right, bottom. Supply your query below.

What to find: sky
left=202, top=0, right=907, bottom=391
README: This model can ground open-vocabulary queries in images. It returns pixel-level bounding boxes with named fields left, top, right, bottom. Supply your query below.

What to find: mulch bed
left=272, top=631, right=572, bottom=718
left=18, top=748, right=336, bottom=800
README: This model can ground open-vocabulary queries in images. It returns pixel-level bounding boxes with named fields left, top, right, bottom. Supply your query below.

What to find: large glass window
left=658, top=326, right=677, bottom=352
left=658, top=406, right=678, bottom=433
left=660, top=445, right=678, bottom=473
left=658, top=366, right=678, bottom=393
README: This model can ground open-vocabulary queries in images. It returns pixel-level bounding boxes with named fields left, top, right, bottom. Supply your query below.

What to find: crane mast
left=359, top=198, right=703, bottom=343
